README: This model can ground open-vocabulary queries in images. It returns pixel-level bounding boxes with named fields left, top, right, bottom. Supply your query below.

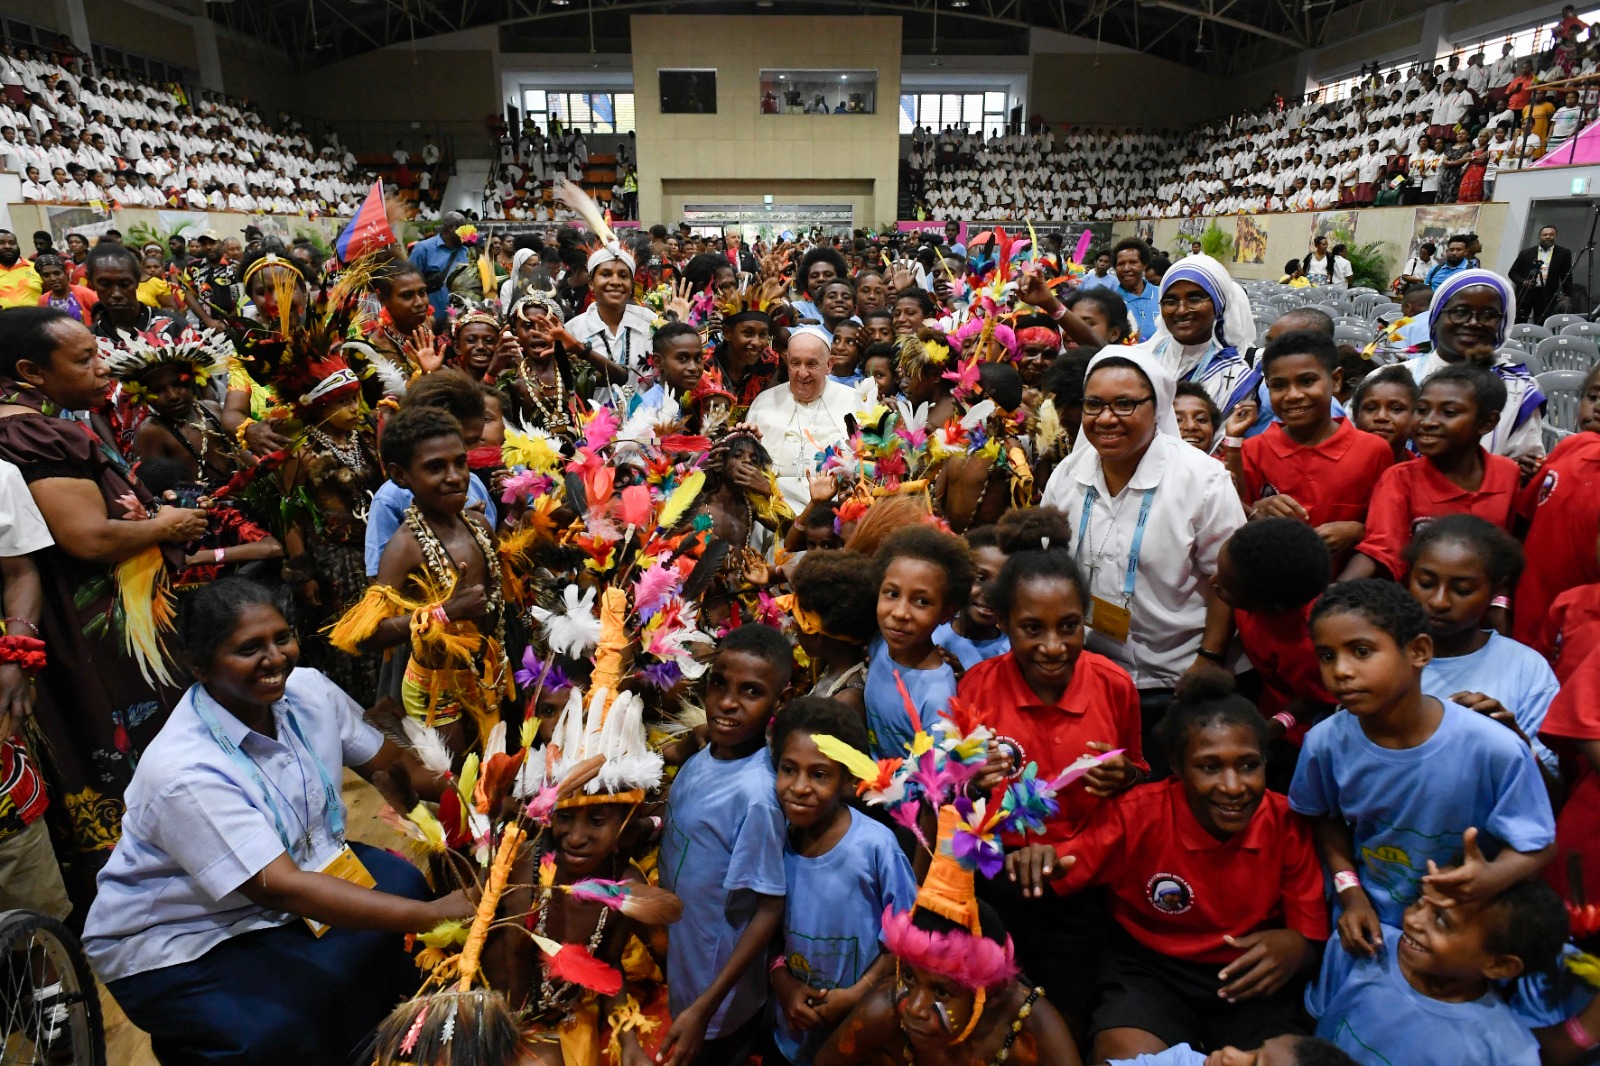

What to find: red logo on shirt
left=1538, top=470, right=1560, bottom=505
left=1146, top=873, right=1194, bottom=914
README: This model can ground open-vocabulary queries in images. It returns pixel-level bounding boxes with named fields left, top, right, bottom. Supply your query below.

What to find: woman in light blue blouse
left=83, top=578, right=473, bottom=1065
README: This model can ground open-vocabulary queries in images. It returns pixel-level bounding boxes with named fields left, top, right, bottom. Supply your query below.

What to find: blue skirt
left=107, top=843, right=427, bottom=1065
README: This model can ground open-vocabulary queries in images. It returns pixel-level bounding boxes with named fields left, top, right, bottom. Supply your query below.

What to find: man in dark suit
left=723, top=227, right=758, bottom=274
left=1509, top=225, right=1574, bottom=322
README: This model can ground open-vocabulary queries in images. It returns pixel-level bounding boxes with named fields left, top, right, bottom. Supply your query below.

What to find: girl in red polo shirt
left=957, top=521, right=1145, bottom=1032
left=1351, top=365, right=1418, bottom=466
left=1005, top=680, right=1328, bottom=1064
left=1343, top=364, right=1520, bottom=581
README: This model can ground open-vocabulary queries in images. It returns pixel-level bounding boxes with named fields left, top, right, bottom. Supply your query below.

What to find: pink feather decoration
left=882, top=907, right=1018, bottom=990
left=889, top=801, right=929, bottom=850
left=1071, top=229, right=1094, bottom=265
left=620, top=484, right=654, bottom=530
left=1042, top=748, right=1126, bottom=792
left=633, top=563, right=679, bottom=619
left=584, top=406, right=621, bottom=452
left=525, top=783, right=560, bottom=825
left=567, top=878, right=685, bottom=926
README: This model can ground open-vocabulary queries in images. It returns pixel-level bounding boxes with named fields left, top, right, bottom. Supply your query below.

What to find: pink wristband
left=770, top=954, right=788, bottom=974
left=1566, top=1016, right=1599, bottom=1051
left=1048, top=301, right=1069, bottom=321
left=1490, top=595, right=1510, bottom=610
left=433, top=605, right=450, bottom=625
left=1272, top=712, right=1297, bottom=732
left=1333, top=870, right=1361, bottom=894
left=214, top=546, right=226, bottom=564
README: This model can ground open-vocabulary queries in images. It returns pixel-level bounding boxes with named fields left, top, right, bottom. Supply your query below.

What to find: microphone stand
left=1562, top=201, right=1600, bottom=320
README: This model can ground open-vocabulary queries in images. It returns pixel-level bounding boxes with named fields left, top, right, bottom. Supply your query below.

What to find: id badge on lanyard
left=1076, top=487, right=1155, bottom=644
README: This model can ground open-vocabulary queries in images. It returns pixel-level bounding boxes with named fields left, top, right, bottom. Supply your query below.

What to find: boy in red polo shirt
left=1225, top=330, right=1392, bottom=572
left=1342, top=364, right=1520, bottom=581
left=1516, top=431, right=1600, bottom=654
left=1006, top=681, right=1328, bottom=1064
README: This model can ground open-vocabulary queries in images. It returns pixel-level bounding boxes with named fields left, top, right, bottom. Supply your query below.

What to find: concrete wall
left=1106, top=202, right=1508, bottom=282
left=82, top=0, right=197, bottom=69
left=629, top=14, right=902, bottom=227
left=276, top=48, right=500, bottom=157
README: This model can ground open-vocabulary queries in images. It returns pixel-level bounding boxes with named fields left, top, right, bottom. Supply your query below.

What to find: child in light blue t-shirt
left=932, top=525, right=1010, bottom=671
left=1290, top=581, right=1555, bottom=942
left=768, top=697, right=917, bottom=1065
left=1305, top=880, right=1567, bottom=1066
left=1402, top=516, right=1560, bottom=776
left=1106, top=1035, right=1357, bottom=1065
left=863, top=526, right=972, bottom=758
left=658, top=626, right=793, bottom=1062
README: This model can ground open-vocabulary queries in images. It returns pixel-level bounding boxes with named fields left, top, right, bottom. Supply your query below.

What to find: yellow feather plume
left=325, top=584, right=419, bottom=654
left=406, top=802, right=447, bottom=852
left=457, top=753, right=480, bottom=811
left=811, top=733, right=881, bottom=782
left=502, top=425, right=563, bottom=475
left=655, top=471, right=705, bottom=533
left=417, top=920, right=470, bottom=950
left=114, top=545, right=178, bottom=689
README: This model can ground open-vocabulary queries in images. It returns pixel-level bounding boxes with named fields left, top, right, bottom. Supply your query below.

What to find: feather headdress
left=896, top=327, right=953, bottom=384
left=102, top=327, right=231, bottom=407
left=538, top=685, right=664, bottom=807
left=555, top=178, right=634, bottom=275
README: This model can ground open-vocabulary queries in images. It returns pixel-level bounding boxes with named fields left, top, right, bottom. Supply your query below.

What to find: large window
left=898, top=91, right=1007, bottom=137
left=522, top=89, right=636, bottom=135
left=1448, top=5, right=1600, bottom=66
left=1315, top=56, right=1417, bottom=104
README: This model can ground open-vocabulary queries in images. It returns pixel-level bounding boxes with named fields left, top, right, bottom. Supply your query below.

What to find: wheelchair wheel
left=0, top=909, right=106, bottom=1066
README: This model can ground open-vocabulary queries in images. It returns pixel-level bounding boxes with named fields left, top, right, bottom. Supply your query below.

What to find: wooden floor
left=99, top=769, right=412, bottom=1066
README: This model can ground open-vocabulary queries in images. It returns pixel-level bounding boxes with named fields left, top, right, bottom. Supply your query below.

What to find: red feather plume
left=546, top=943, right=623, bottom=996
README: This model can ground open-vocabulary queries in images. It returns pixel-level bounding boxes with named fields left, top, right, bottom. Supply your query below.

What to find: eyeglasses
left=1443, top=305, right=1503, bottom=325
left=1159, top=293, right=1214, bottom=311
left=1083, top=395, right=1155, bottom=418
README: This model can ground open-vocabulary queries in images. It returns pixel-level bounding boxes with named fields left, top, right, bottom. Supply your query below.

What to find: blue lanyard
left=1076, top=485, right=1156, bottom=601
left=191, top=686, right=345, bottom=861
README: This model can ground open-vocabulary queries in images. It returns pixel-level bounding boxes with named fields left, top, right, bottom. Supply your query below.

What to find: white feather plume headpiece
left=540, top=686, right=663, bottom=807
left=555, top=177, right=635, bottom=275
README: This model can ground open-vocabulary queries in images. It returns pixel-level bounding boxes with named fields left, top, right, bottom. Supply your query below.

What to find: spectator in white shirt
left=19, top=164, right=45, bottom=201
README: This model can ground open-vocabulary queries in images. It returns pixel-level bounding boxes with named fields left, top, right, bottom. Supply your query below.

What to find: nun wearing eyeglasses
left=1039, top=348, right=1247, bottom=774
left=1399, top=268, right=1545, bottom=461
left=1127, top=254, right=1263, bottom=426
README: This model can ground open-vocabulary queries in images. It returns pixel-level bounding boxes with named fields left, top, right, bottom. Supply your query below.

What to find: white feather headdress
left=540, top=686, right=663, bottom=806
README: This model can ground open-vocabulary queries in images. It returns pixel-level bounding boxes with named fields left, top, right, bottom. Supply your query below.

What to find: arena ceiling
left=204, top=0, right=1364, bottom=74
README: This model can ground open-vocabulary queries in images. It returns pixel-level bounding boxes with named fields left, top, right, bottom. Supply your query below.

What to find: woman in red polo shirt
left=1006, top=680, right=1328, bottom=1063
left=957, top=517, right=1145, bottom=1033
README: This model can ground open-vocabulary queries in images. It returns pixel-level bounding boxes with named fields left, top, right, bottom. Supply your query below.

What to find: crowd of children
left=7, top=198, right=1600, bottom=1066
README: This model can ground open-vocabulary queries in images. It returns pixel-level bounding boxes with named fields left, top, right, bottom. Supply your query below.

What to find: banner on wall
left=1177, top=216, right=1208, bottom=241
left=683, top=203, right=854, bottom=236
left=1311, top=210, right=1359, bottom=244
left=45, top=205, right=116, bottom=244
left=1235, top=215, right=1269, bottom=265
left=1134, top=220, right=1155, bottom=243
left=898, top=220, right=1113, bottom=263
left=1410, top=204, right=1481, bottom=261
left=156, top=210, right=208, bottom=237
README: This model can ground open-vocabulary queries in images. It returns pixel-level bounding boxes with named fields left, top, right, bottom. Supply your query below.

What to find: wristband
left=1566, top=1016, right=1599, bottom=1051
left=2, top=617, right=40, bottom=637
left=1222, top=435, right=1244, bottom=448
left=234, top=417, right=256, bottom=449
left=1048, top=301, right=1068, bottom=321
left=1490, top=595, right=1510, bottom=610
left=1272, top=711, right=1297, bottom=732
left=433, top=605, right=451, bottom=625
left=770, top=953, right=788, bottom=974
left=1196, top=647, right=1227, bottom=665
left=1333, top=870, right=1362, bottom=894
left=214, top=546, right=226, bottom=565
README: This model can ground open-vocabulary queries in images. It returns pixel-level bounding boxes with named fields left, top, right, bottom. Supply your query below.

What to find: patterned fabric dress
left=293, top=428, right=383, bottom=701
left=0, top=384, right=183, bottom=879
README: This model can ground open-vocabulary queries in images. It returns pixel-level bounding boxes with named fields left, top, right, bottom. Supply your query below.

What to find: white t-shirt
left=0, top=459, right=52, bottom=556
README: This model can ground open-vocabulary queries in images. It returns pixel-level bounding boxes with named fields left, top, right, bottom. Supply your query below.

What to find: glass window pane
left=962, top=95, right=983, bottom=125
left=615, top=94, right=636, bottom=134
left=900, top=95, right=916, bottom=133
left=984, top=91, right=1006, bottom=112
left=941, top=94, right=963, bottom=124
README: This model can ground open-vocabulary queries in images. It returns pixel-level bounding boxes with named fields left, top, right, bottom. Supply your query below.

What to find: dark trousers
left=107, top=843, right=427, bottom=1066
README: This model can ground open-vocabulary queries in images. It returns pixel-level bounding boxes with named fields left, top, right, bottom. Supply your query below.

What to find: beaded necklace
left=899, top=987, right=1041, bottom=1066
left=532, top=878, right=610, bottom=1022
left=402, top=503, right=506, bottom=650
